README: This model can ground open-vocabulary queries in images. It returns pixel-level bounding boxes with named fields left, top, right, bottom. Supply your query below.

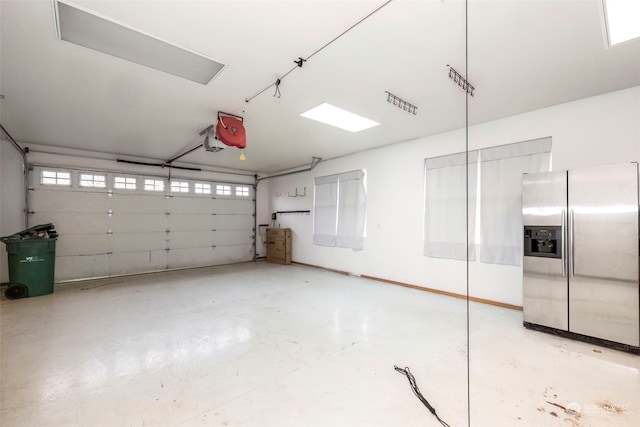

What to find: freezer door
left=522, top=171, right=568, bottom=330
left=569, top=163, right=639, bottom=347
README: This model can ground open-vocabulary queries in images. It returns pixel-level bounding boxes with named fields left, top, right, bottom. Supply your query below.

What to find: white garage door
left=29, top=167, right=255, bottom=281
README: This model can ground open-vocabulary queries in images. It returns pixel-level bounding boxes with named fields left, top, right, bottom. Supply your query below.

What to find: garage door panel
left=109, top=251, right=167, bottom=275
left=214, top=230, right=253, bottom=245
left=167, top=197, right=213, bottom=213
left=169, top=231, right=213, bottom=249
left=55, top=255, right=110, bottom=281
left=213, top=245, right=253, bottom=264
left=111, top=194, right=167, bottom=213
left=213, top=214, right=253, bottom=229
left=31, top=213, right=109, bottom=235
left=30, top=190, right=110, bottom=213
left=111, top=214, right=166, bottom=232
left=212, top=200, right=253, bottom=214
left=110, top=233, right=167, bottom=252
left=167, top=247, right=215, bottom=269
left=167, top=214, right=212, bottom=231
left=56, top=234, right=110, bottom=256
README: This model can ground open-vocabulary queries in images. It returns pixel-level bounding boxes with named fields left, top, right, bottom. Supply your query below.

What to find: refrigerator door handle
left=569, top=209, right=575, bottom=277
left=561, top=209, right=567, bottom=277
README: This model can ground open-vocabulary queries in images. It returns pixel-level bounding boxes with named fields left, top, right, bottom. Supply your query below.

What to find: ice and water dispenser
left=523, top=226, right=562, bottom=258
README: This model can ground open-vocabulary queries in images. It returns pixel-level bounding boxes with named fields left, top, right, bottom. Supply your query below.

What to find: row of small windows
left=41, top=170, right=251, bottom=196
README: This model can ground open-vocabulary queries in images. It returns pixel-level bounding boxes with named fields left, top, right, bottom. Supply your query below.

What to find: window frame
left=235, top=185, right=250, bottom=197
left=170, top=180, right=190, bottom=194
left=79, top=173, right=107, bottom=188
left=194, top=182, right=212, bottom=195
left=143, top=178, right=165, bottom=192
left=216, top=184, right=232, bottom=196
left=113, top=175, right=137, bottom=190
left=41, top=169, right=72, bottom=186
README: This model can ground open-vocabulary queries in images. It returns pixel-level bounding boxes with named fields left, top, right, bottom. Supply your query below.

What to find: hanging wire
left=394, top=366, right=452, bottom=427
left=273, top=79, right=282, bottom=98
left=244, top=0, right=394, bottom=103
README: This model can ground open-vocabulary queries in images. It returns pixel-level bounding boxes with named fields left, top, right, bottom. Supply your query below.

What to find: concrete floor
left=1, top=262, right=638, bottom=426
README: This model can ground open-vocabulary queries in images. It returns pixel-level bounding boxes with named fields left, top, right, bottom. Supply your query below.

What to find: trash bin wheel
left=5, top=284, right=29, bottom=300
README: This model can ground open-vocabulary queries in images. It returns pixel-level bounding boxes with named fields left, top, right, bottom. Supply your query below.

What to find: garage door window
left=216, top=184, right=232, bottom=196
left=235, top=186, right=250, bottom=197
left=171, top=181, right=189, bottom=193
left=114, top=176, right=137, bottom=190
left=42, top=170, right=71, bottom=186
left=80, top=173, right=106, bottom=188
left=144, top=179, right=165, bottom=192
left=194, top=182, right=211, bottom=194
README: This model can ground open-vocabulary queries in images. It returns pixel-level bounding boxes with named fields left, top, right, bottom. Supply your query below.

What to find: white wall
left=264, top=86, right=640, bottom=307
left=0, top=141, right=26, bottom=283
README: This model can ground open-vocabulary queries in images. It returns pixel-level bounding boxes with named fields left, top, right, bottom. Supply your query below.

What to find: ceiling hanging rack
left=447, top=65, right=475, bottom=97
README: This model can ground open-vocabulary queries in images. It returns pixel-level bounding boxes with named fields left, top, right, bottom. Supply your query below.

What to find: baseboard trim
left=292, top=261, right=523, bottom=312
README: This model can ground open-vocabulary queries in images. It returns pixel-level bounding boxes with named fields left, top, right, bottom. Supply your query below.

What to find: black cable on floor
left=394, top=365, right=452, bottom=427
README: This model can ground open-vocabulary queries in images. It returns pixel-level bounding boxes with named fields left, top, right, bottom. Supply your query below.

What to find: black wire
left=394, top=365, right=452, bottom=427
left=244, top=0, right=394, bottom=103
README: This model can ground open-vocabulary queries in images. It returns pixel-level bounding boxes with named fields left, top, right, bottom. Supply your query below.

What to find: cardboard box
left=266, top=228, right=291, bottom=265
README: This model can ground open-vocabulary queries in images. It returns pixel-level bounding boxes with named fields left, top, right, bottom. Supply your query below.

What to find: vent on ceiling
left=54, top=1, right=226, bottom=85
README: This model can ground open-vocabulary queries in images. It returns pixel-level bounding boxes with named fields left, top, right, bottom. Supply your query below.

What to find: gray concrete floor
left=1, top=262, right=638, bottom=426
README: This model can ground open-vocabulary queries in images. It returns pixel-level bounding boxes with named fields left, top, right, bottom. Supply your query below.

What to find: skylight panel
left=604, top=0, right=640, bottom=46
left=300, top=103, right=380, bottom=133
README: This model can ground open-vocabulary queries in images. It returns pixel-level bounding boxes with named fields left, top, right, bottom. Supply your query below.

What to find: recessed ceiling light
left=54, top=1, right=226, bottom=85
left=300, top=103, right=380, bottom=132
left=604, top=0, right=640, bottom=46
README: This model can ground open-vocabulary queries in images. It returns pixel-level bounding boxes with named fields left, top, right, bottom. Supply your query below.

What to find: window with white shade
left=313, top=170, right=366, bottom=250
left=216, top=184, right=232, bottom=196
left=424, top=151, right=478, bottom=261
left=479, top=138, right=552, bottom=266
left=171, top=181, right=189, bottom=193
left=423, top=138, right=551, bottom=267
left=194, top=182, right=211, bottom=194
left=41, top=170, right=71, bottom=186
left=114, top=176, right=136, bottom=190
left=79, top=173, right=106, bottom=188
left=144, top=179, right=164, bottom=192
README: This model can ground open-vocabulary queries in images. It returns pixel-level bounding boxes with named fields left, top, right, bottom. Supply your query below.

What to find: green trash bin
left=2, top=224, right=58, bottom=299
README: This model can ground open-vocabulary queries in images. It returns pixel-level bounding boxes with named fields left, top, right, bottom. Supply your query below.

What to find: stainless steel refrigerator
left=522, top=162, right=639, bottom=351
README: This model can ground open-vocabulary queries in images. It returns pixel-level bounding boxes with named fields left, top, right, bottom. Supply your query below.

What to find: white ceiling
left=1, top=0, right=639, bottom=173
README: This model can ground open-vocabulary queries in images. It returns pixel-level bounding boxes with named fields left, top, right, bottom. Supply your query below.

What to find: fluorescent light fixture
left=54, top=1, right=226, bottom=84
left=300, top=103, right=380, bottom=132
left=604, top=0, right=640, bottom=46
